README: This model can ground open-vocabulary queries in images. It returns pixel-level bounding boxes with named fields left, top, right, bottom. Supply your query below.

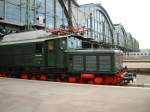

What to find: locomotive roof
left=0, top=30, right=72, bottom=46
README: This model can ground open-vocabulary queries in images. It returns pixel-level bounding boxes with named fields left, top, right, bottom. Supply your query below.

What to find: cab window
left=48, top=41, right=54, bottom=50
left=35, top=43, right=42, bottom=54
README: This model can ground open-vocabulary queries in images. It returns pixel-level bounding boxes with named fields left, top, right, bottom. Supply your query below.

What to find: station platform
left=0, top=78, right=150, bottom=112
left=123, top=62, right=150, bottom=73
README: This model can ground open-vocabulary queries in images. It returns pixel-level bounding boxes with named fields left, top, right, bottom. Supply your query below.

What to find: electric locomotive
left=0, top=30, right=134, bottom=85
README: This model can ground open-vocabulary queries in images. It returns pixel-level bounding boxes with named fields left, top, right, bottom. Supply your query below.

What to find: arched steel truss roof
left=80, top=3, right=114, bottom=30
left=95, top=4, right=114, bottom=30
left=114, top=24, right=127, bottom=37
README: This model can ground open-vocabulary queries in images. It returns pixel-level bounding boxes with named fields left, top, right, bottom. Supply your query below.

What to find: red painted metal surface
left=68, top=76, right=77, bottom=83
left=80, top=74, right=95, bottom=84
left=81, top=74, right=95, bottom=79
left=94, top=77, right=103, bottom=85
left=3, top=73, right=7, bottom=77
left=101, top=71, right=128, bottom=85
left=0, top=73, right=2, bottom=77
left=31, top=75, right=36, bottom=80
left=40, top=75, right=47, bottom=81
left=20, top=73, right=28, bottom=79
left=103, top=76, right=114, bottom=85
left=0, top=70, right=128, bottom=85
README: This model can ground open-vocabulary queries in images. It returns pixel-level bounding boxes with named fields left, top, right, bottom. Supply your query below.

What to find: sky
left=77, top=0, right=150, bottom=49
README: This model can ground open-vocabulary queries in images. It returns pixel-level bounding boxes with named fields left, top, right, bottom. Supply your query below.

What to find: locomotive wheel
left=103, top=76, right=114, bottom=85
left=20, top=73, right=28, bottom=79
left=80, top=74, right=95, bottom=84
left=31, top=75, right=36, bottom=80
left=68, top=76, right=77, bottom=83
left=0, top=73, right=2, bottom=77
left=94, top=77, right=103, bottom=85
left=40, top=75, right=47, bottom=81
left=6, top=73, right=11, bottom=78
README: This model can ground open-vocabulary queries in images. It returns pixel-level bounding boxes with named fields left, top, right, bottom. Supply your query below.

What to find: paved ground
left=0, top=78, right=150, bottom=112
left=127, top=75, right=150, bottom=87
left=136, top=75, right=150, bottom=84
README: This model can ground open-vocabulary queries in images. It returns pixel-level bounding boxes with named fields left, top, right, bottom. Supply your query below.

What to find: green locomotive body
left=65, top=49, right=123, bottom=75
left=0, top=30, right=130, bottom=85
left=0, top=30, right=82, bottom=75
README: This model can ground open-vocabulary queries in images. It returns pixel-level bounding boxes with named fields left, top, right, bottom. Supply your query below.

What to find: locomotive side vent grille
left=99, top=56, right=111, bottom=71
left=85, top=56, right=96, bottom=71
left=72, top=56, right=83, bottom=71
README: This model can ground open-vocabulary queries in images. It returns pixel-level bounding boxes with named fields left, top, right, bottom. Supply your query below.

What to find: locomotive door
left=47, top=40, right=55, bottom=66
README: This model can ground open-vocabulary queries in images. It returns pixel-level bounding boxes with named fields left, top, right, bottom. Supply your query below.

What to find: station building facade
left=0, top=0, right=139, bottom=52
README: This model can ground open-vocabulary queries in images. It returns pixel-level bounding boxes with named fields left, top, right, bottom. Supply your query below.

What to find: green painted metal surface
left=66, top=50, right=123, bottom=74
